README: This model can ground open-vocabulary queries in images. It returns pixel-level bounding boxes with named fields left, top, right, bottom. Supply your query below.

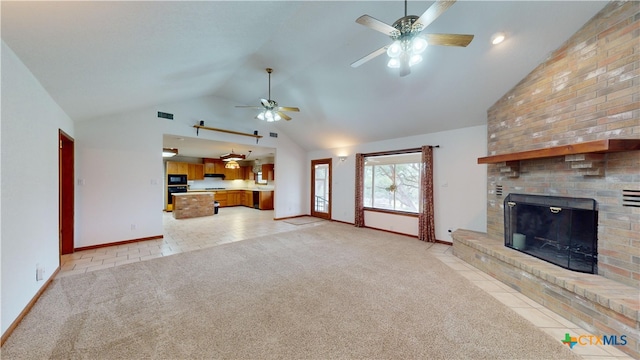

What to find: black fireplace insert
left=504, top=193, right=597, bottom=274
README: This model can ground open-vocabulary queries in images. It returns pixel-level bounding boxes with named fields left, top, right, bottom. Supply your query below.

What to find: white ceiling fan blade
left=356, top=15, right=398, bottom=36
left=278, top=106, right=300, bottom=112
left=424, top=33, right=474, bottom=47
left=277, top=112, right=292, bottom=121
left=413, top=0, right=456, bottom=32
left=351, top=45, right=389, bottom=68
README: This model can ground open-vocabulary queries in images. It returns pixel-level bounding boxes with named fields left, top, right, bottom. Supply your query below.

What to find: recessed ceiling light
left=491, top=32, right=506, bottom=45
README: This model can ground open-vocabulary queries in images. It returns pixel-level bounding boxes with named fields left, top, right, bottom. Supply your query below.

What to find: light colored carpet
left=282, top=216, right=326, bottom=225
left=2, top=222, right=580, bottom=359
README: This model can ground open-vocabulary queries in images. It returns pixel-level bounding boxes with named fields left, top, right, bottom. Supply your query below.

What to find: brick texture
left=452, top=229, right=640, bottom=359
left=172, top=193, right=215, bottom=219
left=485, top=1, right=640, bottom=289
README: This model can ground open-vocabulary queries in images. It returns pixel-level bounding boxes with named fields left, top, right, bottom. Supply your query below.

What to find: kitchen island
left=172, top=192, right=215, bottom=219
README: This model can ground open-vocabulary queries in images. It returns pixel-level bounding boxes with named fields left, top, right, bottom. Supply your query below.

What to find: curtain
left=419, top=146, right=436, bottom=242
left=354, top=153, right=365, bottom=227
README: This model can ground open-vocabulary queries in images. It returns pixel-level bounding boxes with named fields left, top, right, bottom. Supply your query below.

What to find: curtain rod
left=361, top=145, right=440, bottom=158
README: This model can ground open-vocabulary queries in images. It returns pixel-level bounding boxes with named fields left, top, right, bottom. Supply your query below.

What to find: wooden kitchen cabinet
left=224, top=166, right=244, bottom=180
left=243, top=191, right=254, bottom=207
left=262, top=164, right=274, bottom=181
left=226, top=190, right=243, bottom=206
left=187, top=163, right=204, bottom=180
left=167, top=161, right=188, bottom=175
left=240, top=166, right=251, bottom=180
left=203, top=158, right=225, bottom=174
left=214, top=191, right=228, bottom=207
left=259, top=191, right=274, bottom=210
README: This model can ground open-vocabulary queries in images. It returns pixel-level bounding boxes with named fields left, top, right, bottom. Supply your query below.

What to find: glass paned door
left=311, top=159, right=331, bottom=219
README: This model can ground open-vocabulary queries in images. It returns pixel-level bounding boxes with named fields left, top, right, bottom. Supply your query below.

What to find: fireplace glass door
left=504, top=193, right=597, bottom=274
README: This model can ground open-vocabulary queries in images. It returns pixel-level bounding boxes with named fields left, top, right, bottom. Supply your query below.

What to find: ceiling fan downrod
left=266, top=68, right=272, bottom=102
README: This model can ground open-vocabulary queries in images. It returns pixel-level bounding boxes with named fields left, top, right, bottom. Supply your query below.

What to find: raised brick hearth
left=452, top=2, right=640, bottom=358
left=452, top=230, right=639, bottom=358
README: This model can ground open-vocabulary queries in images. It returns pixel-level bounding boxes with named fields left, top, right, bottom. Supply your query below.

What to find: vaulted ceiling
left=2, top=1, right=608, bottom=156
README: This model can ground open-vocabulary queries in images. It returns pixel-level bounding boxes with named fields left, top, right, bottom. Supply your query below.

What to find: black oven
left=167, top=186, right=187, bottom=205
left=168, top=174, right=187, bottom=185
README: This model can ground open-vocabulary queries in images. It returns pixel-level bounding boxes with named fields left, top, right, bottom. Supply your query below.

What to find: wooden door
left=59, top=130, right=74, bottom=255
left=311, top=159, right=331, bottom=220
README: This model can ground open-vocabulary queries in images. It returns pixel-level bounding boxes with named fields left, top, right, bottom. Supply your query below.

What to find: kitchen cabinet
left=259, top=191, right=274, bottom=210
left=224, top=166, right=244, bottom=180
left=243, top=191, right=254, bottom=207
left=214, top=190, right=228, bottom=207
left=226, top=190, right=243, bottom=206
left=262, top=164, right=274, bottom=181
left=187, top=163, right=204, bottom=180
left=245, top=167, right=255, bottom=181
left=167, top=161, right=188, bottom=175
left=203, top=158, right=225, bottom=174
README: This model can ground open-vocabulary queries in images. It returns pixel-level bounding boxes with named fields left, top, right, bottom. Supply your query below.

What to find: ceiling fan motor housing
left=391, top=15, right=422, bottom=40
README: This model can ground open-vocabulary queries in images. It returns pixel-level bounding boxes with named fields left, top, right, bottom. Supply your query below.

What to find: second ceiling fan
left=236, top=68, right=300, bottom=122
left=352, top=0, right=474, bottom=77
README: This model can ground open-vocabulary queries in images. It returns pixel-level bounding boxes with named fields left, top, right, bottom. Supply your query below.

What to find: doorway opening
left=59, top=130, right=74, bottom=255
left=311, top=159, right=331, bottom=220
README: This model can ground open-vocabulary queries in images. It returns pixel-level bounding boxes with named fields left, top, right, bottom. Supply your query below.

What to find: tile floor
left=59, top=207, right=632, bottom=359
left=59, top=207, right=326, bottom=277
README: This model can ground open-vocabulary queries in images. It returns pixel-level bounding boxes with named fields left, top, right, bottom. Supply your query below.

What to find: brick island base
left=172, top=192, right=215, bottom=219
left=452, top=229, right=639, bottom=359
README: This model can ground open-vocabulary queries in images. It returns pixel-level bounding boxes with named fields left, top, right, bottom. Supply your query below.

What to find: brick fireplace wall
left=485, top=1, right=639, bottom=289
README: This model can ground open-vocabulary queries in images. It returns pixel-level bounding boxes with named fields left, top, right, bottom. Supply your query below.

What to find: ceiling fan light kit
left=352, top=0, right=473, bottom=77
left=235, top=68, right=300, bottom=122
left=491, top=32, right=506, bottom=45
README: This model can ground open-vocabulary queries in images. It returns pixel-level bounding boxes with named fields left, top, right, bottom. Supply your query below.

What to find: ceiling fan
left=351, top=0, right=474, bottom=77
left=236, top=68, right=300, bottom=122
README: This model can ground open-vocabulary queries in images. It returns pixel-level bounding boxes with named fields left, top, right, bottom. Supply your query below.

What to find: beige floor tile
left=510, top=307, right=569, bottom=328
left=457, top=270, right=494, bottom=281
left=512, top=292, right=544, bottom=307
left=56, top=268, right=87, bottom=277
left=470, top=280, right=513, bottom=293
left=489, top=291, right=536, bottom=308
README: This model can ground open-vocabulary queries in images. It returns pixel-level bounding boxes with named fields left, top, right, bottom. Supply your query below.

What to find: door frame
left=59, top=130, right=75, bottom=255
left=310, top=158, right=332, bottom=220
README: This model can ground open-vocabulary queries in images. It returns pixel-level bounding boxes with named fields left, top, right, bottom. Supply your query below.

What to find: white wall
left=75, top=94, right=307, bottom=248
left=307, top=125, right=488, bottom=241
left=1, top=41, right=75, bottom=335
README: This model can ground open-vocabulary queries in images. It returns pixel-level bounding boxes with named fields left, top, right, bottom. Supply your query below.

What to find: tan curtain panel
left=354, top=153, right=365, bottom=227
left=419, top=146, right=436, bottom=242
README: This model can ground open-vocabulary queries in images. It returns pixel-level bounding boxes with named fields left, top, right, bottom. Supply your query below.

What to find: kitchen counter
left=188, top=188, right=274, bottom=192
left=184, top=189, right=273, bottom=210
left=172, top=192, right=215, bottom=219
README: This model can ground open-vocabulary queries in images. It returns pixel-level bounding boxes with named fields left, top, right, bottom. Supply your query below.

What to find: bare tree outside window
left=363, top=156, right=420, bottom=213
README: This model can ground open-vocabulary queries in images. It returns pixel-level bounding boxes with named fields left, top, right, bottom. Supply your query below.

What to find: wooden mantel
left=477, top=139, right=640, bottom=164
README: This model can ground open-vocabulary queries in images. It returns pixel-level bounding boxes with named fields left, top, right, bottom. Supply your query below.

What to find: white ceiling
left=1, top=1, right=608, bottom=157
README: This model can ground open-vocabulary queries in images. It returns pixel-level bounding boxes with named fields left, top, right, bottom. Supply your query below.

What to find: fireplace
left=504, top=193, right=597, bottom=274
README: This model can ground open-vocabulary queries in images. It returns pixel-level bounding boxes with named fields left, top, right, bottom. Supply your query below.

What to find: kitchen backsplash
left=188, top=178, right=274, bottom=190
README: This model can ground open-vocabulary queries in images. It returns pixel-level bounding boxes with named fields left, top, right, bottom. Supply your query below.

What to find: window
left=363, top=153, right=421, bottom=213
